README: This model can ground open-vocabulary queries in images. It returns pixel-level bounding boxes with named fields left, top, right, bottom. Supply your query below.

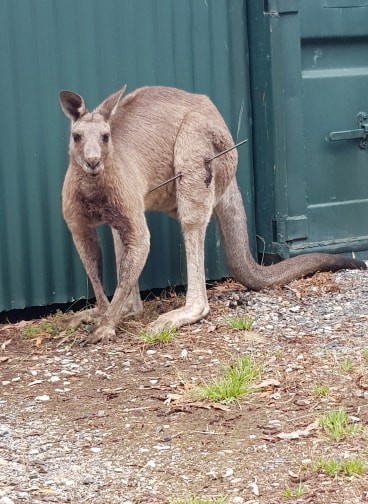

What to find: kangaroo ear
left=97, top=85, right=127, bottom=120
left=59, top=91, right=87, bottom=121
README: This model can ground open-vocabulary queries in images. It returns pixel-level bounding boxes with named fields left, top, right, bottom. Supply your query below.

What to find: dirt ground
left=1, top=273, right=368, bottom=504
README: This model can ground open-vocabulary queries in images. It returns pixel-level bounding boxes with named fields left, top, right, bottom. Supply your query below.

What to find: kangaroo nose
left=86, top=158, right=100, bottom=170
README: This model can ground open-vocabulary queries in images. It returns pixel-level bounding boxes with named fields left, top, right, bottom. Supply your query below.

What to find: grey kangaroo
left=59, top=86, right=366, bottom=344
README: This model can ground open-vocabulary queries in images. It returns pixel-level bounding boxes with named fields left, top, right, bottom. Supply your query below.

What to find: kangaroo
left=59, top=86, right=366, bottom=343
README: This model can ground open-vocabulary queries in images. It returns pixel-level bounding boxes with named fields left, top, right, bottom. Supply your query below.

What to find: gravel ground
left=0, top=264, right=368, bottom=504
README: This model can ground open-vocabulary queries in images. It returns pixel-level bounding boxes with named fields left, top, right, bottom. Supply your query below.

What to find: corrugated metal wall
left=0, top=0, right=253, bottom=312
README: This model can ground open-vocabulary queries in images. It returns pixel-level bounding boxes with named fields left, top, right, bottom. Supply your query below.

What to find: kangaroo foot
left=149, top=304, right=210, bottom=332
left=81, top=325, right=116, bottom=345
left=63, top=307, right=100, bottom=329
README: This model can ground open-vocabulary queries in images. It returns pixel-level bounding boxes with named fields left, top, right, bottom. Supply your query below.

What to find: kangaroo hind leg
left=149, top=112, right=218, bottom=332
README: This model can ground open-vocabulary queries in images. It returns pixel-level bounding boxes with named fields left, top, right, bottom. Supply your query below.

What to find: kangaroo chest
left=76, top=187, right=127, bottom=228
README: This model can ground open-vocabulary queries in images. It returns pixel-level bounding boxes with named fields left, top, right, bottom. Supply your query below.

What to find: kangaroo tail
left=214, top=178, right=367, bottom=290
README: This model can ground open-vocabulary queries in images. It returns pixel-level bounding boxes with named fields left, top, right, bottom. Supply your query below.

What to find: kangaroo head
left=59, top=86, right=126, bottom=176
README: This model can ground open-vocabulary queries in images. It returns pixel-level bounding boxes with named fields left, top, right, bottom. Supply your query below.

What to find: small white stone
left=28, top=379, right=44, bottom=386
left=206, top=469, right=218, bottom=480
left=146, top=459, right=156, bottom=468
left=0, top=425, right=10, bottom=436
left=90, top=447, right=101, bottom=453
left=224, top=467, right=234, bottom=478
left=0, top=496, right=15, bottom=504
left=154, top=444, right=171, bottom=451
left=49, top=375, right=60, bottom=383
left=35, top=395, right=50, bottom=402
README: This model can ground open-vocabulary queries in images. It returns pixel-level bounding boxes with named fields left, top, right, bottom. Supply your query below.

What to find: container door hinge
left=328, top=112, right=368, bottom=149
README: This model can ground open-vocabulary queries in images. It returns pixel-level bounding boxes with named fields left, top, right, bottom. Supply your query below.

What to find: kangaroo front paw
left=81, top=325, right=116, bottom=345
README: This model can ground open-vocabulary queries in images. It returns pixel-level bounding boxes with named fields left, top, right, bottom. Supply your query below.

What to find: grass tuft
left=225, top=315, right=254, bottom=331
left=195, top=355, right=261, bottom=404
left=138, top=327, right=177, bottom=345
left=313, top=457, right=366, bottom=477
left=312, top=384, right=330, bottom=397
left=283, top=483, right=305, bottom=499
left=21, top=311, right=70, bottom=339
left=339, top=357, right=354, bottom=373
left=318, top=408, right=362, bottom=441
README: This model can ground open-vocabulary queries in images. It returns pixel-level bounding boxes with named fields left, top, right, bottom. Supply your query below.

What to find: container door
left=301, top=0, right=368, bottom=256
left=248, top=0, right=368, bottom=262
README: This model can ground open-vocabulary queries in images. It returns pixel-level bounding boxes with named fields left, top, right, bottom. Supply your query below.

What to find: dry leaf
left=276, top=420, right=319, bottom=441
left=211, top=402, right=231, bottom=411
left=253, top=378, right=281, bottom=390
left=35, top=336, right=44, bottom=347
left=356, top=374, right=368, bottom=390
left=164, top=393, right=185, bottom=405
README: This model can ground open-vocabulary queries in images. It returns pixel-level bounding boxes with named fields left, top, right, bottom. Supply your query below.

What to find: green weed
left=339, top=357, right=354, bottom=373
left=319, top=408, right=362, bottom=441
left=195, top=355, right=261, bottom=404
left=313, top=457, right=366, bottom=477
left=226, top=315, right=254, bottom=331
left=138, top=327, right=177, bottom=345
left=21, top=312, right=68, bottom=339
left=312, top=384, right=330, bottom=397
left=283, top=483, right=305, bottom=498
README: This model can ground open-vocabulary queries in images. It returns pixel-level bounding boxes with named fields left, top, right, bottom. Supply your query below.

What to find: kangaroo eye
left=102, top=133, right=110, bottom=143
left=72, top=133, right=82, bottom=143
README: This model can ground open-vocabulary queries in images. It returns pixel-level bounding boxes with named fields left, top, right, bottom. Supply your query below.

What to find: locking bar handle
left=328, top=112, right=368, bottom=149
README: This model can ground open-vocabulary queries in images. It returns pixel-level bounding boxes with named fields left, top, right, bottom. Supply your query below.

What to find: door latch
left=329, top=112, right=368, bottom=149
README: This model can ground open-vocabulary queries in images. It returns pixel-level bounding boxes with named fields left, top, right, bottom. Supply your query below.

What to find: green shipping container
left=1, top=0, right=367, bottom=314
left=0, top=0, right=254, bottom=312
